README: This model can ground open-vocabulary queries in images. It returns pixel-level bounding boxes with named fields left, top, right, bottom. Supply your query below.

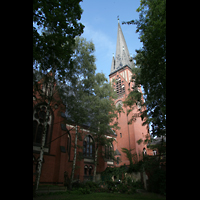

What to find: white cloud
left=81, top=23, right=115, bottom=59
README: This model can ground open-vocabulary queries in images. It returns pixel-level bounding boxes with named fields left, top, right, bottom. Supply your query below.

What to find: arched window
left=89, top=165, right=93, bottom=175
left=83, top=135, right=94, bottom=158
left=143, top=148, right=147, bottom=155
left=84, top=165, right=88, bottom=175
left=33, top=104, right=53, bottom=152
left=120, top=133, right=122, bottom=138
left=115, top=77, right=125, bottom=96
left=42, top=81, right=54, bottom=97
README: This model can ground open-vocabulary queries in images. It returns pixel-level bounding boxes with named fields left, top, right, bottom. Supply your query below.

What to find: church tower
left=110, top=20, right=149, bottom=167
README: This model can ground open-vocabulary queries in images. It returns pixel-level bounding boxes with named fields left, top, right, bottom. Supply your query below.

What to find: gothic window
left=33, top=104, right=53, bottom=150
left=143, top=148, right=147, bottom=155
left=120, top=133, right=122, bottom=138
left=115, top=77, right=125, bottom=96
left=89, top=166, right=93, bottom=175
left=116, top=100, right=123, bottom=108
left=117, top=157, right=119, bottom=164
left=84, top=165, right=88, bottom=175
left=105, top=143, right=113, bottom=160
left=83, top=135, right=94, bottom=158
left=42, top=81, right=54, bottom=97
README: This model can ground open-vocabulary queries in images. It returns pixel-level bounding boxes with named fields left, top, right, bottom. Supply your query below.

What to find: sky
left=79, top=0, right=143, bottom=81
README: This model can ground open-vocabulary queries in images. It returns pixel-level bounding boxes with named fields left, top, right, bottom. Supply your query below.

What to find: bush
left=78, top=188, right=91, bottom=194
left=117, top=183, right=129, bottom=194
left=84, top=181, right=98, bottom=191
left=106, top=180, right=116, bottom=192
left=71, top=181, right=84, bottom=189
left=131, top=180, right=143, bottom=189
left=148, top=168, right=166, bottom=195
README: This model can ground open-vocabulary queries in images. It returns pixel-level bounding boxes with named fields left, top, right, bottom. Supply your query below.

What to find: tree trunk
left=33, top=102, right=50, bottom=196
left=70, top=125, right=78, bottom=189
left=93, top=145, right=98, bottom=182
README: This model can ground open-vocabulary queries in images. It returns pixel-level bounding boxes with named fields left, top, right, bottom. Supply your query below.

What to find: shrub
left=117, top=183, right=128, bottom=194
left=78, top=188, right=91, bottom=194
left=131, top=180, right=143, bottom=189
left=84, top=181, right=98, bottom=191
left=148, top=168, right=166, bottom=195
left=72, top=181, right=84, bottom=189
left=106, top=180, right=116, bottom=192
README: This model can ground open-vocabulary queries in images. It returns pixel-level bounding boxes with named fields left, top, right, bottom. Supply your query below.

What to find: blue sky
left=79, top=0, right=143, bottom=80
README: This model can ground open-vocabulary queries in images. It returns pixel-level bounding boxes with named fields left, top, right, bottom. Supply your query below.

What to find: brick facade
left=109, top=66, right=150, bottom=167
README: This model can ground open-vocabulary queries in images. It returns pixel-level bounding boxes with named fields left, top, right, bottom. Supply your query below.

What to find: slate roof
left=110, top=21, right=135, bottom=75
left=60, top=112, right=117, bottom=137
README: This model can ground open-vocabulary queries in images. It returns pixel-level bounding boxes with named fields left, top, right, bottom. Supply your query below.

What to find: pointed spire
left=110, top=55, right=115, bottom=73
left=110, top=21, right=134, bottom=75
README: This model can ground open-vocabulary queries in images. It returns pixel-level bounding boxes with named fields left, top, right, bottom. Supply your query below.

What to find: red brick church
left=33, top=21, right=151, bottom=185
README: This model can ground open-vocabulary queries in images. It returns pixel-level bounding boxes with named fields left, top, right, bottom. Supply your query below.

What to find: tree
left=85, top=73, right=120, bottom=182
left=33, top=0, right=84, bottom=83
left=58, top=37, right=120, bottom=186
left=57, top=37, right=99, bottom=189
left=33, top=36, right=96, bottom=193
left=33, top=72, right=66, bottom=195
left=122, top=0, right=166, bottom=138
left=121, top=148, right=141, bottom=173
left=33, top=1, right=84, bottom=193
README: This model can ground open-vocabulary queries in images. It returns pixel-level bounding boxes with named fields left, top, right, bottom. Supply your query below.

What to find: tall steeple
left=110, top=20, right=134, bottom=75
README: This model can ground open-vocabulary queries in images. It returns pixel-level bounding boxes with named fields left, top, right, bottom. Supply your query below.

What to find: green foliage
left=121, top=148, right=134, bottom=167
left=71, top=181, right=98, bottom=193
left=131, top=179, right=144, bottom=189
left=122, top=0, right=166, bottom=138
left=101, top=166, right=128, bottom=182
left=112, top=179, right=143, bottom=194
left=137, top=139, right=143, bottom=145
left=77, top=187, right=91, bottom=194
left=106, top=180, right=116, bottom=191
left=121, top=148, right=142, bottom=173
left=117, top=183, right=128, bottom=193
left=33, top=0, right=84, bottom=83
left=148, top=168, right=166, bottom=195
left=142, top=154, right=166, bottom=195
left=84, top=181, right=98, bottom=192
left=58, top=37, right=97, bottom=126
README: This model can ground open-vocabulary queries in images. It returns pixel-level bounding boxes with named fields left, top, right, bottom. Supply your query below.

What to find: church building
left=109, top=20, right=150, bottom=167
left=33, top=21, right=151, bottom=186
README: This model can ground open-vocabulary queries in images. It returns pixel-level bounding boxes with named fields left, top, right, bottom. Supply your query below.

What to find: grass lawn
left=33, top=192, right=166, bottom=200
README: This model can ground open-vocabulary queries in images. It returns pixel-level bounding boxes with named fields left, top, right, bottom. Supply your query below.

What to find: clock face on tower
left=116, top=100, right=123, bottom=108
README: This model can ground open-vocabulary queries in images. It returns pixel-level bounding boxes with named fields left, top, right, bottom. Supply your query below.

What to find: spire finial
left=117, top=15, right=119, bottom=22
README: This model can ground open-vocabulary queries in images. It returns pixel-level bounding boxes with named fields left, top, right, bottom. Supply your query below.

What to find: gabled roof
left=61, top=111, right=117, bottom=137
left=110, top=21, right=134, bottom=75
